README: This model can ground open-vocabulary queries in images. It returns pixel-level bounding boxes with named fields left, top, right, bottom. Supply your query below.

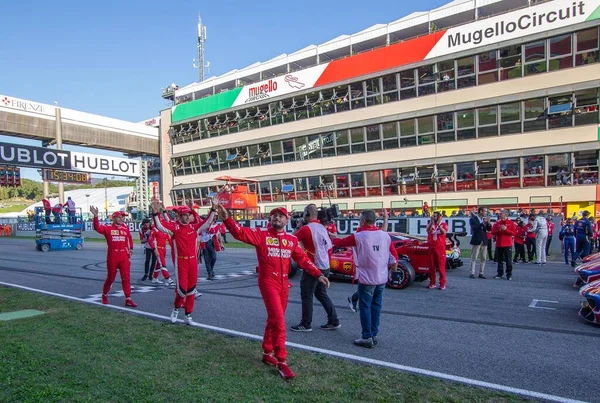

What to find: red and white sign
left=140, top=117, right=161, bottom=127
left=231, top=64, right=327, bottom=107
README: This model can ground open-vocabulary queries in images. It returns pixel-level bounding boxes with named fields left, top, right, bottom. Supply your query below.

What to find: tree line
left=0, top=179, right=136, bottom=201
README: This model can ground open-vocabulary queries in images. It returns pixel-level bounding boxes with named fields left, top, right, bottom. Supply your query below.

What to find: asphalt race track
left=1, top=238, right=598, bottom=402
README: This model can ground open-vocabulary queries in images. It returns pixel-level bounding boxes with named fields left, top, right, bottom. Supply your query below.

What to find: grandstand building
left=159, top=0, right=600, bottom=217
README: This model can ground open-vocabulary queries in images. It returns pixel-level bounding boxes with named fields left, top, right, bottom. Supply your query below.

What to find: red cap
left=269, top=207, right=290, bottom=218
left=177, top=206, right=192, bottom=214
left=112, top=211, right=128, bottom=218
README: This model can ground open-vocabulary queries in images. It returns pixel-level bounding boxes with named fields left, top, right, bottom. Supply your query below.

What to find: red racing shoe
left=125, top=298, right=137, bottom=308
left=101, top=294, right=109, bottom=305
left=262, top=352, right=277, bottom=366
left=277, top=362, right=296, bottom=380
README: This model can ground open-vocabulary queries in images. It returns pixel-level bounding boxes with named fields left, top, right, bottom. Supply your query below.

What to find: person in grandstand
left=216, top=204, right=329, bottom=380
left=90, top=206, right=137, bottom=308
left=151, top=199, right=216, bottom=326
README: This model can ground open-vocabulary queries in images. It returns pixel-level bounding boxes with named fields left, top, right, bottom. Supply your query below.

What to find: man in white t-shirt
left=66, top=197, right=76, bottom=224
left=291, top=204, right=339, bottom=332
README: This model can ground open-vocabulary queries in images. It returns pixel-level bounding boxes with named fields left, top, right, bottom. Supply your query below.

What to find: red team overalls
left=93, top=215, right=134, bottom=302
left=428, top=222, right=448, bottom=288
left=223, top=217, right=322, bottom=362
left=149, top=226, right=172, bottom=281
left=154, top=210, right=215, bottom=315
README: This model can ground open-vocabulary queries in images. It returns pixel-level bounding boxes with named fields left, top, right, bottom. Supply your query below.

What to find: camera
left=290, top=212, right=306, bottom=230
left=290, top=204, right=340, bottom=229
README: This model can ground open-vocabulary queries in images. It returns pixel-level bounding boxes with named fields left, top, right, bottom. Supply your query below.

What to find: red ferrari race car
left=291, top=232, right=464, bottom=289
left=579, top=279, right=600, bottom=325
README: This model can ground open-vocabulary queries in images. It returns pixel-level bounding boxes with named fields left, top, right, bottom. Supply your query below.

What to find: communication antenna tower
left=193, top=15, right=210, bottom=82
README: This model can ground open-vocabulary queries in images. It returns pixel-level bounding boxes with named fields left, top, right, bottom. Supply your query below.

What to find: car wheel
left=41, top=243, right=50, bottom=252
left=76, top=243, right=83, bottom=251
left=387, top=261, right=415, bottom=289
left=289, top=261, right=299, bottom=279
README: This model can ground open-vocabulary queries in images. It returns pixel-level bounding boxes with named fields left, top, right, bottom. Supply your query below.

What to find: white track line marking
left=0, top=280, right=587, bottom=403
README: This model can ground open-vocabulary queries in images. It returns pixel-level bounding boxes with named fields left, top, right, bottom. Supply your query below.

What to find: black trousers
left=487, top=241, right=493, bottom=260
left=526, top=238, right=536, bottom=261
left=202, top=239, right=217, bottom=276
left=144, top=248, right=157, bottom=278
left=513, top=243, right=526, bottom=262
left=545, top=235, right=553, bottom=256
left=300, top=269, right=338, bottom=327
left=496, top=246, right=513, bottom=277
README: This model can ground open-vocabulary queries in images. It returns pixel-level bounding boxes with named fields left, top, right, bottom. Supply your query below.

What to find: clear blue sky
left=1, top=0, right=448, bottom=179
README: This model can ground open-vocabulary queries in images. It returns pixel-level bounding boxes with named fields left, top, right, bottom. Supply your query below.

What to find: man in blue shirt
left=575, top=211, right=593, bottom=260
left=560, top=217, right=576, bottom=267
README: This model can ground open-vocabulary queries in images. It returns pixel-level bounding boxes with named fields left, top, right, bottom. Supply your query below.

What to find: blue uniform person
left=575, top=211, right=593, bottom=260
left=560, top=218, right=576, bottom=267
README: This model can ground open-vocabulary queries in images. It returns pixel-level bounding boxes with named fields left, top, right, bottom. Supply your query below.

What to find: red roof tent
left=215, top=175, right=258, bottom=183
left=214, top=176, right=258, bottom=209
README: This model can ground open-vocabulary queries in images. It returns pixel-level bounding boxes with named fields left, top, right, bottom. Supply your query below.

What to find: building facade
left=160, top=0, right=600, bottom=218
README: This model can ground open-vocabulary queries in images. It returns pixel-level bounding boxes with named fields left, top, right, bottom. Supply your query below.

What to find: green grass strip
left=0, top=286, right=524, bottom=402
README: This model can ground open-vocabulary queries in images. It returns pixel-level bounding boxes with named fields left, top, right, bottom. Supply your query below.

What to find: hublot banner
left=19, top=218, right=482, bottom=236
left=0, top=143, right=71, bottom=170
left=233, top=218, right=408, bottom=235
left=0, top=142, right=141, bottom=177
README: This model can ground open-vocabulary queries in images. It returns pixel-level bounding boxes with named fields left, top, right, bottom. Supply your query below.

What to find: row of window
left=171, top=151, right=599, bottom=206
left=170, top=26, right=600, bottom=145
left=174, top=3, right=536, bottom=105
left=171, top=88, right=600, bottom=176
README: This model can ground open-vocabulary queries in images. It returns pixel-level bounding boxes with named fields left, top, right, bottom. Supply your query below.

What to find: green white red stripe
left=172, top=0, right=600, bottom=123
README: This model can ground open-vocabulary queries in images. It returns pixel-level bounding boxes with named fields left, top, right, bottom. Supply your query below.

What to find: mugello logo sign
left=232, top=64, right=327, bottom=107
left=246, top=79, right=278, bottom=103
